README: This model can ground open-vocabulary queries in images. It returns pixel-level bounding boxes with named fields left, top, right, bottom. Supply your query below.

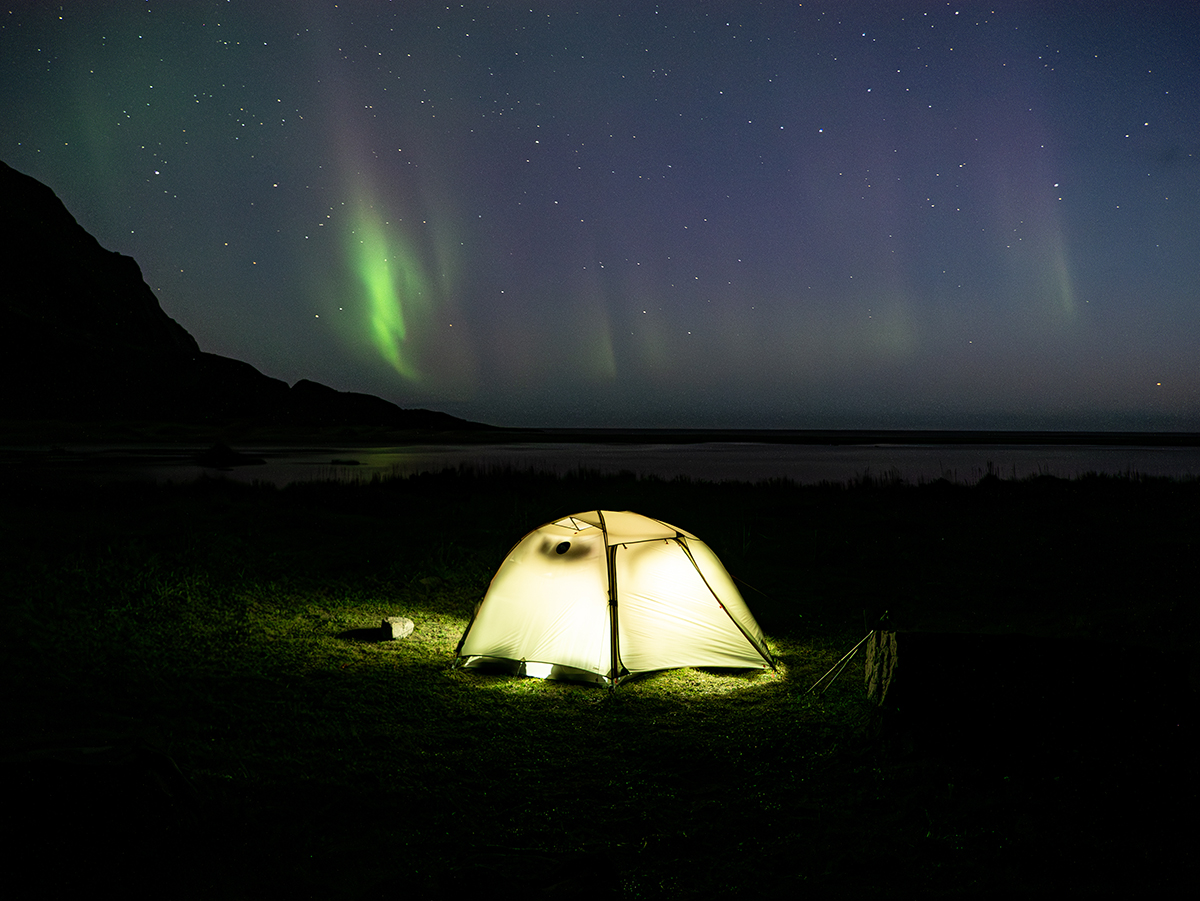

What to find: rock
left=381, top=616, right=414, bottom=640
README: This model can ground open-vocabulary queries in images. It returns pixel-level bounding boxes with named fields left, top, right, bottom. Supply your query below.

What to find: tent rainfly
left=454, top=510, right=774, bottom=686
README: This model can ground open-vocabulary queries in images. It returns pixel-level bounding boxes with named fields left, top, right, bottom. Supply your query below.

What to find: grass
left=1, top=467, right=1197, bottom=897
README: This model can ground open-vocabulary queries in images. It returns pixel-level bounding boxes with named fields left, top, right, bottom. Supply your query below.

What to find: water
left=19, top=441, right=1200, bottom=487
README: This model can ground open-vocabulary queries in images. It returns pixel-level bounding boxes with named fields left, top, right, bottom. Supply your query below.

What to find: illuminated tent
left=454, top=510, right=774, bottom=686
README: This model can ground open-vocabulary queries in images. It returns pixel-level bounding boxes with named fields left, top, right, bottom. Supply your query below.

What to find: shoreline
left=4, top=418, right=1200, bottom=449
left=517, top=427, right=1200, bottom=447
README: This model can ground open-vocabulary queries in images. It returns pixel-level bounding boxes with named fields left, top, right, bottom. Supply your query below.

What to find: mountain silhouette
left=0, top=160, right=486, bottom=434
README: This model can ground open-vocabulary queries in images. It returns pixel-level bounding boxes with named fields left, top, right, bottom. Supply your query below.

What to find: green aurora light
left=347, top=201, right=426, bottom=381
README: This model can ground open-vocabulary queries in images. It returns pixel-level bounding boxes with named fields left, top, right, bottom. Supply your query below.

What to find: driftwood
left=864, top=629, right=898, bottom=705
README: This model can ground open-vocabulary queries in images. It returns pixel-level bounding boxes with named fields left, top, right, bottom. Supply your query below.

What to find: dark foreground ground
left=1, top=466, right=1197, bottom=898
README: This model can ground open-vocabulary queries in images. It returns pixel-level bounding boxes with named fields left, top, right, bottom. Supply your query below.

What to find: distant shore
left=4, top=418, right=1200, bottom=449
left=518, top=427, right=1200, bottom=447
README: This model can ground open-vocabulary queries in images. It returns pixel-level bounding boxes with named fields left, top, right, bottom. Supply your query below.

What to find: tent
left=454, top=510, right=774, bottom=686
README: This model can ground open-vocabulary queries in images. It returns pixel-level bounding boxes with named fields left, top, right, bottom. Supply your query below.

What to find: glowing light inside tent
left=457, top=511, right=774, bottom=687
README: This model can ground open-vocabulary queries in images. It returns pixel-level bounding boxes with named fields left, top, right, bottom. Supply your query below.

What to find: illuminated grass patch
left=2, top=469, right=1195, bottom=897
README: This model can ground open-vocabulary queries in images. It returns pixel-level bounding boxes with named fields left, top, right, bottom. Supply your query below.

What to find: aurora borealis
left=3, top=2, right=1198, bottom=430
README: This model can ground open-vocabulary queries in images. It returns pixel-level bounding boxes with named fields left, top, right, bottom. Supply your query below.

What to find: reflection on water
left=15, top=441, right=1200, bottom=487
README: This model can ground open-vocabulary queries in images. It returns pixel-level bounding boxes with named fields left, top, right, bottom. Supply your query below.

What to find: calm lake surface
left=26, top=441, right=1200, bottom=487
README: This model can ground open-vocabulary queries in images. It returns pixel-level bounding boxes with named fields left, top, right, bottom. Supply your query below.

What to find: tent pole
left=807, top=611, right=890, bottom=695
left=807, top=631, right=873, bottom=696
left=598, top=511, right=621, bottom=688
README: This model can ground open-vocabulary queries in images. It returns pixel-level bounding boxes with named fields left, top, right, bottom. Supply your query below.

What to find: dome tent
left=454, top=510, right=774, bottom=686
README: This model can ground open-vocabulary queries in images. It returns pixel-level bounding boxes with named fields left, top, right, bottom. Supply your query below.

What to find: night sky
left=4, top=2, right=1198, bottom=430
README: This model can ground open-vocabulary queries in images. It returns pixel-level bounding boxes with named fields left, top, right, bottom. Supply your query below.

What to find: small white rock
left=381, top=616, right=414, bottom=640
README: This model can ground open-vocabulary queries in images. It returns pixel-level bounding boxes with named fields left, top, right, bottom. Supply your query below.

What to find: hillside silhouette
left=0, top=160, right=486, bottom=435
